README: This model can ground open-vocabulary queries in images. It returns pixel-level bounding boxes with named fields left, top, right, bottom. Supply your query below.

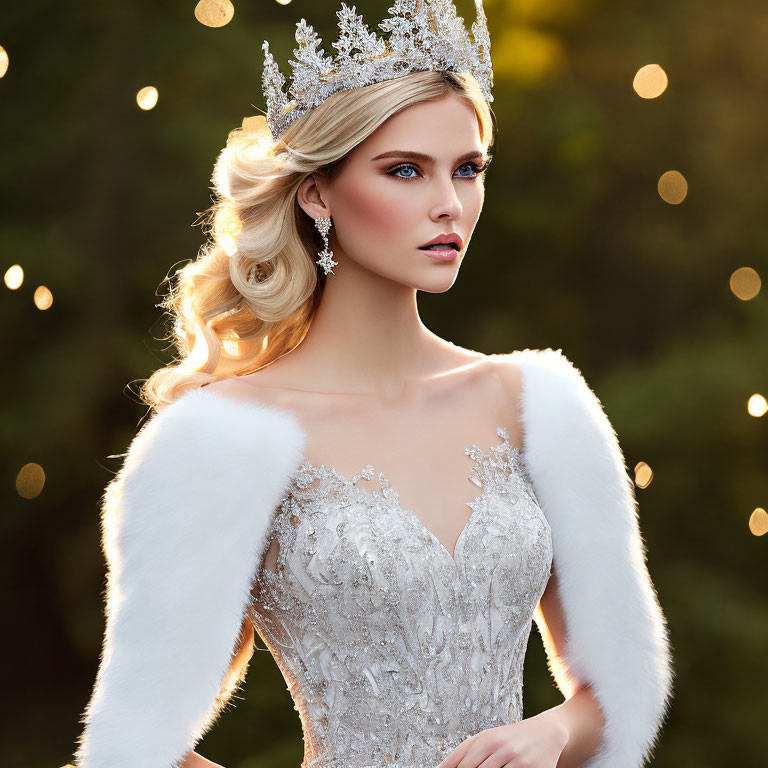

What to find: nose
left=429, top=174, right=463, bottom=222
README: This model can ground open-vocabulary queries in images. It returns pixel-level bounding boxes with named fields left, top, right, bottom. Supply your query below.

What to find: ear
left=296, top=172, right=331, bottom=221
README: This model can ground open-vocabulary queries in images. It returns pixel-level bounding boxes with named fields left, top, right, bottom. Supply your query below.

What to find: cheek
left=334, top=178, right=417, bottom=236
left=469, top=185, right=485, bottom=218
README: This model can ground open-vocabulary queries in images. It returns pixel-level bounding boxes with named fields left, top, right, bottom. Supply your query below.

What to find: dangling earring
left=314, top=216, right=338, bottom=276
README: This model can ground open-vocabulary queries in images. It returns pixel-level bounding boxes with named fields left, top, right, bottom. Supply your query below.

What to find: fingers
left=464, top=732, right=517, bottom=768
left=436, top=731, right=480, bottom=768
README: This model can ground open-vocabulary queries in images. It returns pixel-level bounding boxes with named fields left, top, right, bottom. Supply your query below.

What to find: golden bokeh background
left=1, top=1, right=766, bottom=766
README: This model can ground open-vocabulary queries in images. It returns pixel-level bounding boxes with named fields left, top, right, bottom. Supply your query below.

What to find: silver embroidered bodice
left=247, top=426, right=554, bottom=768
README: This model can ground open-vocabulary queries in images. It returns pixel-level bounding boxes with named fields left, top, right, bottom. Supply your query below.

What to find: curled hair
left=140, top=69, right=495, bottom=413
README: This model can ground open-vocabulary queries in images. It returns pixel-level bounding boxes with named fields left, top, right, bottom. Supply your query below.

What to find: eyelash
left=386, top=159, right=491, bottom=181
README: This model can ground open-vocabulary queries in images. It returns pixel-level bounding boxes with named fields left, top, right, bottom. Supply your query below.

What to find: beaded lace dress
left=247, top=426, right=554, bottom=768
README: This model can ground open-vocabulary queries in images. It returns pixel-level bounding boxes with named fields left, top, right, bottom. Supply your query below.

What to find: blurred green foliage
left=1, top=1, right=766, bottom=766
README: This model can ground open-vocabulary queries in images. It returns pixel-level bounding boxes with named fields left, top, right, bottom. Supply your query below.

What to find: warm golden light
left=187, top=332, right=214, bottom=372
left=16, top=463, right=45, bottom=499
left=4, top=264, right=24, bottom=289
left=226, top=115, right=275, bottom=162
left=216, top=206, right=242, bottom=256
left=0, top=45, right=8, bottom=78
left=730, top=266, right=761, bottom=301
left=194, top=0, right=235, bottom=28
left=220, top=233, right=238, bottom=256
left=633, top=64, right=668, bottom=99
left=748, top=507, right=768, bottom=536
left=33, top=285, right=53, bottom=310
left=222, top=337, right=244, bottom=357
left=241, top=114, right=272, bottom=140
left=489, top=25, right=564, bottom=84
left=276, top=0, right=294, bottom=6
left=634, top=461, right=654, bottom=489
left=136, top=86, right=159, bottom=111
left=747, top=394, right=768, bottom=417
left=657, top=170, right=688, bottom=204
left=218, top=208, right=243, bottom=237
left=181, top=291, right=220, bottom=373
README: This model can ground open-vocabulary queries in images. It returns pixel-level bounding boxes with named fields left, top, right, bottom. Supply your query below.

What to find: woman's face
left=299, top=92, right=491, bottom=293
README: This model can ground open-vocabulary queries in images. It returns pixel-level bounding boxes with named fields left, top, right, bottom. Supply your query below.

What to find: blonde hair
left=135, top=69, right=495, bottom=721
left=140, top=69, right=495, bottom=414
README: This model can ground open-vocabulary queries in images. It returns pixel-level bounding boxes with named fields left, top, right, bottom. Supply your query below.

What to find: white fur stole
left=73, top=348, right=673, bottom=767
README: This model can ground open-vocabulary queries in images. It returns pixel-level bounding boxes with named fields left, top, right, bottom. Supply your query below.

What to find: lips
left=419, top=232, right=464, bottom=250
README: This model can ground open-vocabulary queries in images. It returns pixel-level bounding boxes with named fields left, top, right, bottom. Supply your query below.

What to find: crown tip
left=259, top=0, right=494, bottom=139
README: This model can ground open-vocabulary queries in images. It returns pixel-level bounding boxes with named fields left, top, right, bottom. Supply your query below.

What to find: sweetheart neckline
left=293, top=425, right=531, bottom=564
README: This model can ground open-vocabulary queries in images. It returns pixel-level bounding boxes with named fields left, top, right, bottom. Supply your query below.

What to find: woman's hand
left=435, top=713, right=569, bottom=768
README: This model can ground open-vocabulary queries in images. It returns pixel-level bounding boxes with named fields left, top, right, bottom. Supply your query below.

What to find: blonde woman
left=72, top=2, right=673, bottom=767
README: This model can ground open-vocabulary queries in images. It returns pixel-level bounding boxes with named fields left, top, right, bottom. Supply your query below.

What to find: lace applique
left=248, top=426, right=553, bottom=768
left=286, top=426, right=538, bottom=526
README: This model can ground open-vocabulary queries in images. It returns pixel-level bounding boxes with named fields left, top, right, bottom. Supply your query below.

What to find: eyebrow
left=370, top=149, right=489, bottom=164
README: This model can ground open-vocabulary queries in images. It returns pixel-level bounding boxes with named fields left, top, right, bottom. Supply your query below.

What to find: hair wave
left=139, top=69, right=495, bottom=414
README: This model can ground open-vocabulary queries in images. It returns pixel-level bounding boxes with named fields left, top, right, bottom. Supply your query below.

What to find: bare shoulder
left=486, top=347, right=583, bottom=393
left=485, top=352, right=525, bottom=409
left=411, top=341, right=526, bottom=413
left=479, top=348, right=580, bottom=419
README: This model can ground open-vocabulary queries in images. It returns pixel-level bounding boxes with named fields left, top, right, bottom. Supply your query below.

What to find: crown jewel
left=261, top=0, right=493, bottom=141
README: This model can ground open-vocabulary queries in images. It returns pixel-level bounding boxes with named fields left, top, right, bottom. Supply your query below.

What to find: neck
left=278, top=256, right=466, bottom=401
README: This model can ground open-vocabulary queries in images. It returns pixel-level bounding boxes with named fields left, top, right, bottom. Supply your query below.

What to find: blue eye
left=387, top=160, right=490, bottom=180
left=456, top=161, right=484, bottom=177
left=391, top=164, right=419, bottom=179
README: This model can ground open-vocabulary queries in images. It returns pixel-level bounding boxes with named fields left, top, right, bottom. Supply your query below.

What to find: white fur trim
left=73, top=387, right=307, bottom=768
left=74, top=353, right=674, bottom=767
left=516, top=348, right=674, bottom=767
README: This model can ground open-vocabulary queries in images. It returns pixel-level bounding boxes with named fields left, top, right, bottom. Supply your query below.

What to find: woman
left=72, top=2, right=674, bottom=767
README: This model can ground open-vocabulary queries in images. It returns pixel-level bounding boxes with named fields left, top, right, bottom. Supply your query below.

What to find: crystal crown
left=261, top=0, right=493, bottom=141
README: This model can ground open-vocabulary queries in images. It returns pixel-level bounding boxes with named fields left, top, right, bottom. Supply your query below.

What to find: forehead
left=353, top=93, right=484, bottom=159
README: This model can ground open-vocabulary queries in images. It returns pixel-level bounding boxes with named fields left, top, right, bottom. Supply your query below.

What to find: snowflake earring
left=314, top=216, right=338, bottom=276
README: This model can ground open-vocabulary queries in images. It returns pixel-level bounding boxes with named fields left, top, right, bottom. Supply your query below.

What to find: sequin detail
left=248, top=426, right=553, bottom=768
left=262, top=1, right=494, bottom=141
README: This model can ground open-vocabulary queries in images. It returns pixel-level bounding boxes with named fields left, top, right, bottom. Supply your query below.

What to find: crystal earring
left=314, top=216, right=338, bottom=276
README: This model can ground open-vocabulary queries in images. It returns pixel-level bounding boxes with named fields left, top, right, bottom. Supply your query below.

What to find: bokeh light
left=747, top=394, right=767, bottom=417
left=16, top=463, right=45, bottom=499
left=33, top=285, right=54, bottom=310
left=4, top=264, right=23, bottom=289
left=657, top=170, right=688, bottom=204
left=748, top=508, right=768, bottom=536
left=194, top=0, right=235, bottom=28
left=634, top=461, right=654, bottom=489
left=730, top=267, right=761, bottom=300
left=136, top=86, right=159, bottom=111
left=633, top=64, right=668, bottom=98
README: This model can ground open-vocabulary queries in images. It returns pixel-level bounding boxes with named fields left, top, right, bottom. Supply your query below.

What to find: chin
left=410, top=270, right=460, bottom=294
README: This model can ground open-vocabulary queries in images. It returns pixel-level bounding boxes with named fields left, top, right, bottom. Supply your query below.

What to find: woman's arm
left=533, top=568, right=605, bottom=768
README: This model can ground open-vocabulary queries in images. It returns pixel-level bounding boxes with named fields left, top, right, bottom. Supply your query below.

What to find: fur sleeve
left=73, top=387, right=306, bottom=768
left=516, top=348, right=674, bottom=768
